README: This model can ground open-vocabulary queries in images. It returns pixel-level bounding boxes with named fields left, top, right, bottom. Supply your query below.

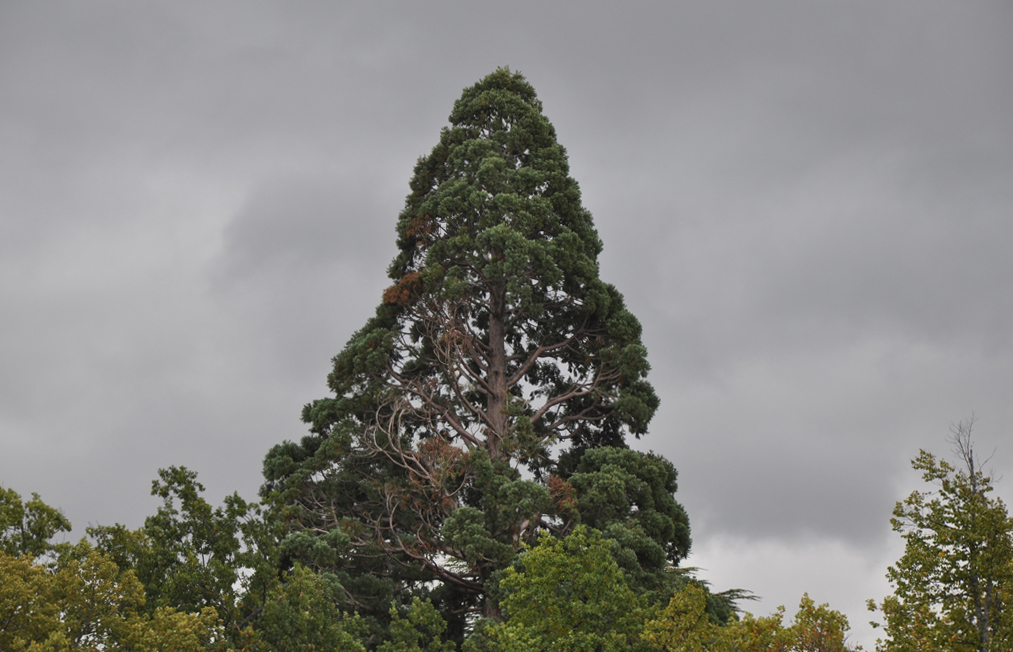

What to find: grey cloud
left=217, top=175, right=395, bottom=279
left=211, top=174, right=399, bottom=382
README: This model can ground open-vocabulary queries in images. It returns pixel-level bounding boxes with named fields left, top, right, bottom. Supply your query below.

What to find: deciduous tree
left=0, top=486, right=71, bottom=559
left=869, top=419, right=1013, bottom=652
left=484, top=527, right=649, bottom=652
left=90, top=467, right=277, bottom=647
left=238, top=563, right=365, bottom=652
left=0, top=543, right=226, bottom=652
left=644, top=590, right=859, bottom=652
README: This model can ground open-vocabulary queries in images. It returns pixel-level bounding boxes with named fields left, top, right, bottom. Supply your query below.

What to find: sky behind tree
left=2, top=3, right=1011, bottom=647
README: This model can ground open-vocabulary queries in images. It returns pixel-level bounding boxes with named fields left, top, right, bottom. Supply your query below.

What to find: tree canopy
left=1, top=485, right=72, bottom=559
left=260, top=67, right=687, bottom=632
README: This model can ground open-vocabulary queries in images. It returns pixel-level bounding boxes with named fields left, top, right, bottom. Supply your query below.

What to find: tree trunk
left=486, top=285, right=507, bottom=460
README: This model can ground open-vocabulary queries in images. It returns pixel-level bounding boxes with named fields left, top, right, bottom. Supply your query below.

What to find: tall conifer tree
left=262, top=69, right=690, bottom=633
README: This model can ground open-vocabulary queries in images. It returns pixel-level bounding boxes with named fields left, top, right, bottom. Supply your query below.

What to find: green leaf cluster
left=483, top=526, right=650, bottom=652
left=0, top=480, right=366, bottom=652
left=0, top=538, right=226, bottom=652
left=479, top=527, right=858, bottom=652
left=562, top=447, right=692, bottom=594
left=88, top=465, right=278, bottom=644
left=1, top=485, right=72, bottom=559
left=379, top=597, right=456, bottom=652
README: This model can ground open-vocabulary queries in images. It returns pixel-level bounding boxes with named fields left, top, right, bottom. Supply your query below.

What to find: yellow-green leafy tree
left=0, top=487, right=226, bottom=652
left=869, top=420, right=1013, bottom=652
left=641, top=584, right=730, bottom=652
left=0, top=551, right=67, bottom=651
left=644, top=589, right=860, bottom=652
left=1, top=486, right=72, bottom=560
left=479, top=526, right=651, bottom=652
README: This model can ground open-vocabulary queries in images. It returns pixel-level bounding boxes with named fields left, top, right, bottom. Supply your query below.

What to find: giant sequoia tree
left=262, top=69, right=690, bottom=634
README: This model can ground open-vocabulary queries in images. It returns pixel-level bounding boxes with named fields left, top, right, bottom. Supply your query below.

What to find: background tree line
left=4, top=426, right=1010, bottom=652
left=3, top=69, right=1011, bottom=651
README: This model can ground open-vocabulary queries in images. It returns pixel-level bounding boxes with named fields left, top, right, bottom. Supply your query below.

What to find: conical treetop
left=265, top=69, right=686, bottom=634
left=311, top=67, right=658, bottom=461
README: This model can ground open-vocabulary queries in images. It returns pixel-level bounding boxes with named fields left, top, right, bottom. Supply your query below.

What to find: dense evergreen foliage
left=260, top=68, right=688, bottom=635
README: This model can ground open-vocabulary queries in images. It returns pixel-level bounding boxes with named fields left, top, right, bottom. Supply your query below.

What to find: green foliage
left=52, top=543, right=147, bottom=650
left=562, top=446, right=692, bottom=594
left=379, top=597, right=456, bottom=652
left=481, top=527, right=802, bottom=652
left=0, top=486, right=72, bottom=559
left=121, top=606, right=223, bottom=652
left=643, top=590, right=859, bottom=652
left=869, top=420, right=1013, bottom=652
left=0, top=551, right=67, bottom=651
left=240, top=563, right=365, bottom=652
left=87, top=467, right=279, bottom=648
left=262, top=67, right=677, bottom=636
left=732, top=595, right=859, bottom=652
left=485, top=526, right=650, bottom=652
left=787, top=594, right=857, bottom=652
left=642, top=583, right=728, bottom=651
left=87, top=522, right=151, bottom=578
left=133, top=466, right=275, bottom=636
left=0, top=544, right=225, bottom=652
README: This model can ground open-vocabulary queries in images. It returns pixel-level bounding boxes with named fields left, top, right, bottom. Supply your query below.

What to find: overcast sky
left=2, top=2, right=1011, bottom=647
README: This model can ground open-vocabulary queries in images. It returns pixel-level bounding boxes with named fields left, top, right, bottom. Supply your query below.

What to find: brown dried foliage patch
left=417, top=437, right=466, bottom=477
left=547, top=474, right=577, bottom=514
left=405, top=215, right=435, bottom=248
left=382, top=271, right=422, bottom=305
